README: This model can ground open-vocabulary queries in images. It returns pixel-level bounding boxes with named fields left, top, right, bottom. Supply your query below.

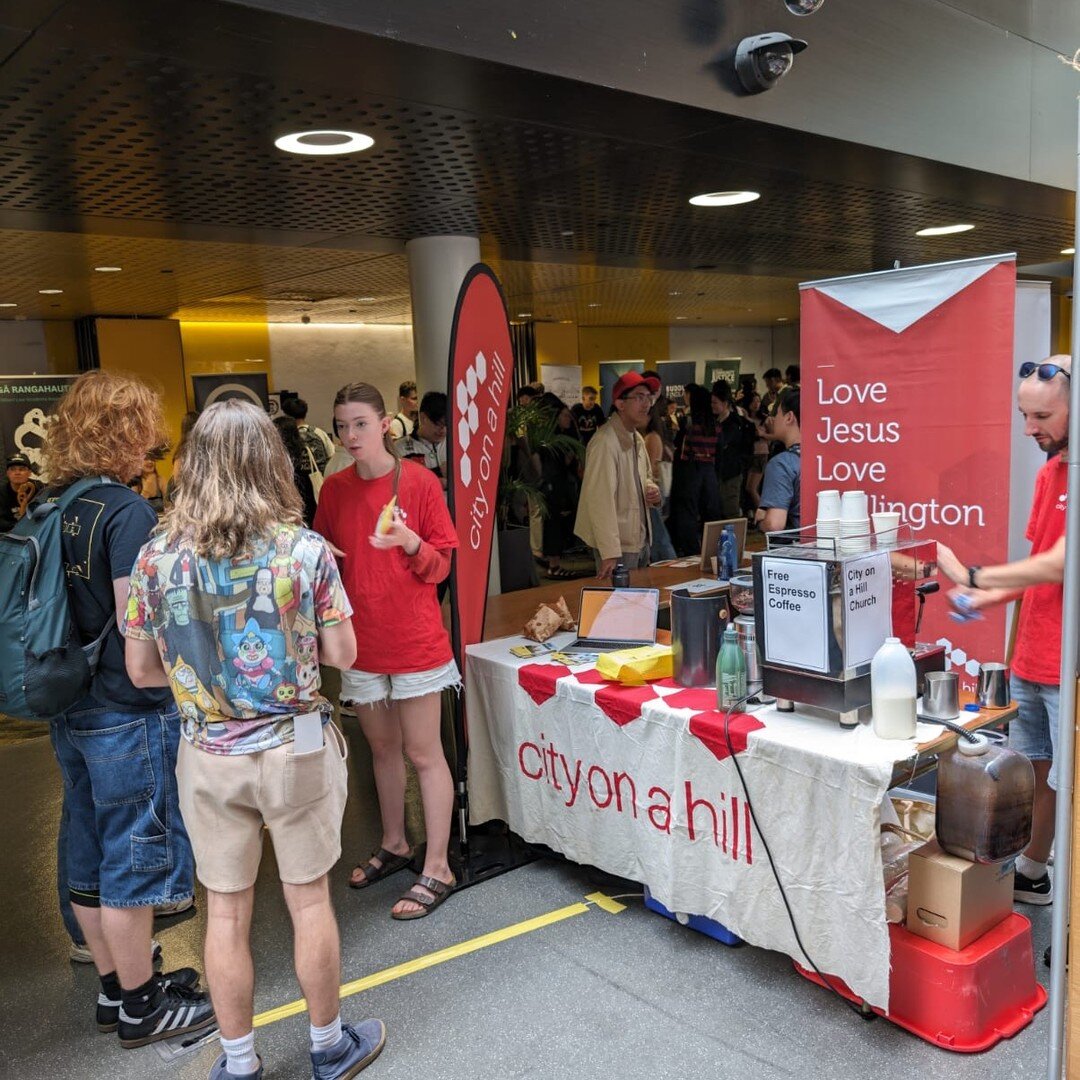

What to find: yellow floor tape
left=254, top=893, right=623, bottom=1028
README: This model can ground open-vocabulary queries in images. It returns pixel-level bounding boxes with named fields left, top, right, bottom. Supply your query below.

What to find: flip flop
left=348, top=847, right=413, bottom=889
left=547, top=566, right=577, bottom=579
left=390, top=874, right=456, bottom=920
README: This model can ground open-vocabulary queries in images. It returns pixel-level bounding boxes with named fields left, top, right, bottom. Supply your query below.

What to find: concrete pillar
left=406, top=235, right=481, bottom=398
left=405, top=235, right=502, bottom=596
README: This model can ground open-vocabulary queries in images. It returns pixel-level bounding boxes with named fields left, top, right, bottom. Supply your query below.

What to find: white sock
left=310, top=1015, right=343, bottom=1053
left=1016, top=854, right=1047, bottom=880
left=220, top=1031, right=259, bottom=1076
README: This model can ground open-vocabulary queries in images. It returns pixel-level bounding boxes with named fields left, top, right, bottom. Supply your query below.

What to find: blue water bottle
left=719, top=525, right=737, bottom=581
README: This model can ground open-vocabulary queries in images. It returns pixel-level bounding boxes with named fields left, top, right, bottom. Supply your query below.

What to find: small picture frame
left=700, top=518, right=748, bottom=575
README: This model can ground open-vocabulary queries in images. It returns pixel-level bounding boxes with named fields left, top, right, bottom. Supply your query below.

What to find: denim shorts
left=1009, top=676, right=1060, bottom=790
left=340, top=659, right=462, bottom=708
left=50, top=701, right=195, bottom=908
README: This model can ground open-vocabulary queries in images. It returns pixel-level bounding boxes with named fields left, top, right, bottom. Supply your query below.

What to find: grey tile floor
left=0, top=721, right=1053, bottom=1080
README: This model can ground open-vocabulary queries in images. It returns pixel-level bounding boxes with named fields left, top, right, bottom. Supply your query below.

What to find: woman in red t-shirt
left=314, top=382, right=460, bottom=919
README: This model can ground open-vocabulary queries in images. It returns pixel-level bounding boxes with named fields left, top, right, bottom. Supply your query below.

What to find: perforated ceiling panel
left=0, top=0, right=1072, bottom=326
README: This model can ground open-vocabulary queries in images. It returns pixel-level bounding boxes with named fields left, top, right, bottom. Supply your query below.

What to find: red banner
left=447, top=265, right=513, bottom=666
left=800, top=257, right=1016, bottom=686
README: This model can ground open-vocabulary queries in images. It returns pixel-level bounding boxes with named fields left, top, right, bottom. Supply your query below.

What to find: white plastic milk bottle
left=870, top=637, right=917, bottom=739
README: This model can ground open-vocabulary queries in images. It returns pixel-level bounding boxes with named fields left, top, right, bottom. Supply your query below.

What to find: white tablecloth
left=466, top=633, right=947, bottom=1011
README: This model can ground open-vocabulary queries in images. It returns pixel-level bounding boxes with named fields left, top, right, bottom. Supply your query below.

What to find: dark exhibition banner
left=191, top=373, right=270, bottom=412
left=657, top=361, right=696, bottom=402
left=0, top=375, right=79, bottom=476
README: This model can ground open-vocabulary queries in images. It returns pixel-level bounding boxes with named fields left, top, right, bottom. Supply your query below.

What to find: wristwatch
left=967, top=565, right=981, bottom=589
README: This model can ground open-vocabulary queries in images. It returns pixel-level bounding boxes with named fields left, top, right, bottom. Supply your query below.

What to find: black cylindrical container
left=612, top=562, right=630, bottom=588
left=671, top=586, right=731, bottom=687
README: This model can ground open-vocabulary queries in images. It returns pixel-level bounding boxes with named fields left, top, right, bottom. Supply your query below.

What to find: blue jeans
left=649, top=505, right=677, bottom=562
left=53, top=755, right=84, bottom=945
left=51, top=701, right=194, bottom=908
left=1009, top=676, right=1060, bottom=791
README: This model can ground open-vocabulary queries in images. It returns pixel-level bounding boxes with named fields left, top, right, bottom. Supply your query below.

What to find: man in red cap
left=574, top=371, right=661, bottom=578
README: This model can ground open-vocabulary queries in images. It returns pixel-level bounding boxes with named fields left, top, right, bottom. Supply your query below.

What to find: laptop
left=562, top=587, right=660, bottom=653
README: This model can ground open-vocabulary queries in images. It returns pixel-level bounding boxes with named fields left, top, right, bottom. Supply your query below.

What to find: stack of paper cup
left=816, top=489, right=841, bottom=551
left=839, top=490, right=870, bottom=554
left=872, top=510, right=902, bottom=547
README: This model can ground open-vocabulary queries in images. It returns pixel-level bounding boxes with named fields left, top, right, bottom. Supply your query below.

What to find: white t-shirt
left=389, top=413, right=415, bottom=440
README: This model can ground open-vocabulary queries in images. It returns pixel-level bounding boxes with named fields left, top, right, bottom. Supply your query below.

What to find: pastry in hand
left=376, top=495, right=397, bottom=536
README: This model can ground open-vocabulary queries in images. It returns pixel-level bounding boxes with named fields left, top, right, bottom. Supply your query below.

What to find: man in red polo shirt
left=938, top=354, right=1070, bottom=907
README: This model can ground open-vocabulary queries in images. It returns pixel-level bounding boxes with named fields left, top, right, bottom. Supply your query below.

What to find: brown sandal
left=390, top=874, right=456, bottom=920
left=348, top=847, right=413, bottom=889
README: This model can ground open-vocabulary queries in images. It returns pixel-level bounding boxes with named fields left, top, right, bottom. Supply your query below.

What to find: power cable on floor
left=723, top=695, right=875, bottom=1021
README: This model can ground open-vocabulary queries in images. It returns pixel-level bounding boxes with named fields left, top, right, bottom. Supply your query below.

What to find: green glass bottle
left=717, top=623, right=747, bottom=709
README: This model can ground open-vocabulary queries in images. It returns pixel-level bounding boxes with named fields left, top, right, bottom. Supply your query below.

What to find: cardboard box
left=906, top=839, right=1014, bottom=951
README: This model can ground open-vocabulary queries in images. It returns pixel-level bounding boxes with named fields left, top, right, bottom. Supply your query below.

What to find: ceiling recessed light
left=94, top=266, right=122, bottom=272
left=669, top=291, right=681, bottom=297
left=675, top=315, right=689, bottom=320
left=560, top=319, right=574, bottom=324
left=1062, top=247, right=1076, bottom=256
left=587, top=302, right=601, bottom=308
left=517, top=312, right=532, bottom=318
left=0, top=303, right=15, bottom=308
left=777, top=317, right=789, bottom=322
left=274, top=129, right=374, bottom=156
left=561, top=230, right=574, bottom=237
left=915, top=224, right=975, bottom=237
left=356, top=296, right=377, bottom=302
left=689, top=191, right=760, bottom=207
left=38, top=288, right=62, bottom=294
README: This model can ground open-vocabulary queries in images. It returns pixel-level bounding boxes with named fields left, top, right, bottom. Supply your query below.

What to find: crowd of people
left=14, top=371, right=465, bottom=1080
left=2, top=348, right=1072, bottom=1074
left=506, top=364, right=802, bottom=577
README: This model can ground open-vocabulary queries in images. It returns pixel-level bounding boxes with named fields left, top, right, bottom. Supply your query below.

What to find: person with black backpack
left=281, top=394, right=333, bottom=477
left=38, top=371, right=215, bottom=1048
left=711, top=380, right=754, bottom=519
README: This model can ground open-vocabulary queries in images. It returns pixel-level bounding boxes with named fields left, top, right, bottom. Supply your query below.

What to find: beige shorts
left=176, top=722, right=349, bottom=892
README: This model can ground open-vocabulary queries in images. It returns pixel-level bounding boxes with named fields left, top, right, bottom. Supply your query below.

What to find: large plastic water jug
left=870, top=636, right=917, bottom=739
left=936, top=734, right=1034, bottom=864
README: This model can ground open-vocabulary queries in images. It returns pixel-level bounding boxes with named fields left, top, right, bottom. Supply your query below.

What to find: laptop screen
left=578, top=588, right=659, bottom=644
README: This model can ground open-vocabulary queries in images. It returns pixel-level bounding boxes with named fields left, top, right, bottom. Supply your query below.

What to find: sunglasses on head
left=1019, top=362, right=1070, bottom=381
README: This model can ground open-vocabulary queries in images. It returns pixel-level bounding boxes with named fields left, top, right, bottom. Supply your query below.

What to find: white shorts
left=340, top=660, right=462, bottom=707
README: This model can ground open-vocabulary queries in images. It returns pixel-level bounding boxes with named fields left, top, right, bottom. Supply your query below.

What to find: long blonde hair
left=44, top=370, right=167, bottom=485
left=160, top=400, right=302, bottom=558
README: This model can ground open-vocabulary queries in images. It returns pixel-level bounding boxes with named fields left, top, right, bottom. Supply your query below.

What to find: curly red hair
left=43, top=370, right=168, bottom=485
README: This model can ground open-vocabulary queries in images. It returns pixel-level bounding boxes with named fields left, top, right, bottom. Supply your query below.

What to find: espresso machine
left=750, top=525, right=946, bottom=726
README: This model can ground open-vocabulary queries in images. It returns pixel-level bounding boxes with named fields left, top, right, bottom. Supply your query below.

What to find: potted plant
left=496, top=399, right=584, bottom=591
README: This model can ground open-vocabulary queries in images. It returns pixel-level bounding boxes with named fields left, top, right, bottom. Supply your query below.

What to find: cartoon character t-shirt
left=125, top=524, right=352, bottom=755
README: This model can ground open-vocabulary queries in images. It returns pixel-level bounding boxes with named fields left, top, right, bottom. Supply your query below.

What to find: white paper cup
left=872, top=511, right=901, bottom=547
left=817, top=489, right=841, bottom=520
left=840, top=490, right=869, bottom=521
left=816, top=517, right=840, bottom=536
left=839, top=519, right=871, bottom=554
left=839, top=538, right=871, bottom=554
left=840, top=518, right=870, bottom=535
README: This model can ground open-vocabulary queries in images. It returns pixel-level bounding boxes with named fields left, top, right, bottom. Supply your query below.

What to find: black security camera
left=734, top=32, right=807, bottom=94
left=784, top=0, right=824, bottom=14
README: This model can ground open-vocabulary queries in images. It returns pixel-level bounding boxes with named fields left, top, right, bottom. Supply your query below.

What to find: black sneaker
left=116, top=979, right=216, bottom=1048
left=1014, top=870, right=1053, bottom=905
left=97, top=969, right=201, bottom=1034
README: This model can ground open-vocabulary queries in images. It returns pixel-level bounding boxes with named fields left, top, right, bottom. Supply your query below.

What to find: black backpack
left=298, top=427, right=329, bottom=474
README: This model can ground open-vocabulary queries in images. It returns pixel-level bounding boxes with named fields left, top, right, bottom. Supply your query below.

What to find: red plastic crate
left=795, top=913, right=1047, bottom=1052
